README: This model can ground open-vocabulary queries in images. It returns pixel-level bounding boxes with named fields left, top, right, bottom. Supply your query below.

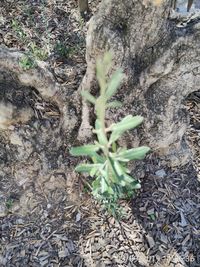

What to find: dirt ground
left=0, top=0, right=200, bottom=266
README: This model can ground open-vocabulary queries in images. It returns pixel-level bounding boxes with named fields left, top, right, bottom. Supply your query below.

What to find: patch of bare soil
left=0, top=1, right=200, bottom=267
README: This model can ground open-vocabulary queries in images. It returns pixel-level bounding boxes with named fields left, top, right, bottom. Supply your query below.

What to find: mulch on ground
left=0, top=1, right=200, bottom=266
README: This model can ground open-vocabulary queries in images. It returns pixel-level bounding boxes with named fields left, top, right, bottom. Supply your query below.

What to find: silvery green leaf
left=113, top=161, right=131, bottom=186
left=75, top=163, right=102, bottom=173
left=109, top=151, right=129, bottom=162
left=120, top=163, right=130, bottom=174
left=107, top=157, right=121, bottom=183
left=108, top=131, right=122, bottom=146
left=123, top=174, right=135, bottom=183
left=112, top=142, right=117, bottom=152
left=106, top=69, right=124, bottom=99
left=116, top=146, right=150, bottom=161
left=109, top=115, right=144, bottom=144
left=101, top=177, right=109, bottom=193
left=111, top=115, right=143, bottom=132
left=90, top=166, right=99, bottom=177
left=107, top=186, right=114, bottom=195
left=106, top=101, right=122, bottom=109
left=92, top=178, right=101, bottom=196
left=99, top=167, right=108, bottom=180
left=70, top=144, right=100, bottom=156
left=113, top=160, right=125, bottom=176
left=130, top=181, right=141, bottom=189
left=81, top=91, right=96, bottom=104
left=91, top=152, right=106, bottom=164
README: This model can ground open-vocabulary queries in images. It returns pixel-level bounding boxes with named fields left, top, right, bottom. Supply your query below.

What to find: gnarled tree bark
left=78, top=0, right=200, bottom=166
left=0, top=45, right=79, bottom=132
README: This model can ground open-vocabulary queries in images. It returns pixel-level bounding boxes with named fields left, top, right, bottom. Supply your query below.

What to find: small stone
left=139, top=206, right=146, bottom=212
left=11, top=203, right=20, bottom=213
left=8, top=125, right=15, bottom=131
left=155, top=169, right=166, bottom=178
left=179, top=211, right=187, bottom=227
left=147, top=208, right=155, bottom=215
left=0, top=204, right=6, bottom=217
left=47, top=203, right=51, bottom=209
left=76, top=212, right=81, bottom=222
left=145, top=234, right=155, bottom=248
left=41, top=210, right=48, bottom=219
left=9, top=132, right=23, bottom=146
left=20, top=250, right=26, bottom=257
left=40, top=259, right=49, bottom=266
left=155, top=254, right=161, bottom=261
left=58, top=248, right=70, bottom=258
left=0, top=256, right=7, bottom=265
left=16, top=218, right=24, bottom=224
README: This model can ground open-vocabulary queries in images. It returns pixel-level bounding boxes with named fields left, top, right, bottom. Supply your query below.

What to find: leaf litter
left=0, top=0, right=199, bottom=266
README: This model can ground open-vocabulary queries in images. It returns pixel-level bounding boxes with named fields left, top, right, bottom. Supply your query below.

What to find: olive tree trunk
left=78, top=0, right=200, bottom=167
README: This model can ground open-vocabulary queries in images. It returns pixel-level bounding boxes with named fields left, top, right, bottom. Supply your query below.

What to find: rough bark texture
left=79, top=0, right=200, bottom=166
left=0, top=2, right=199, bottom=266
left=0, top=45, right=79, bottom=132
left=0, top=45, right=82, bottom=215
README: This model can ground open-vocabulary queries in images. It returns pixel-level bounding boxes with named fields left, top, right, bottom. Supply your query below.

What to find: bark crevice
left=79, top=0, right=200, bottom=166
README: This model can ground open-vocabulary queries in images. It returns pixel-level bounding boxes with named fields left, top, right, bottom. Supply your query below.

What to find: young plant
left=18, top=42, right=48, bottom=70
left=29, top=42, right=48, bottom=61
left=70, top=52, right=150, bottom=216
left=19, top=55, right=36, bottom=70
left=11, top=19, right=27, bottom=41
